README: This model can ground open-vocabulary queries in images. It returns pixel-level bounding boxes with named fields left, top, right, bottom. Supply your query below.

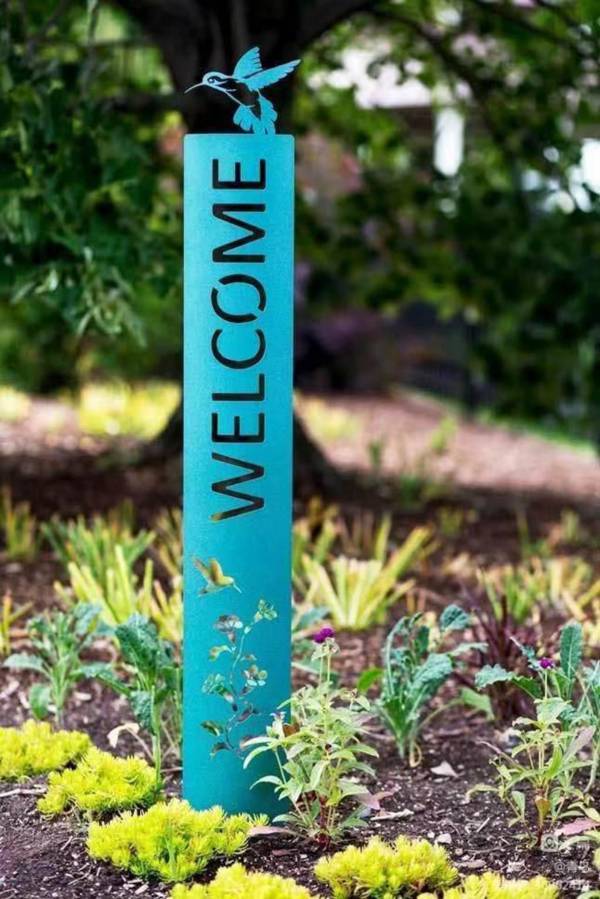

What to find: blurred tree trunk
left=113, top=0, right=372, bottom=488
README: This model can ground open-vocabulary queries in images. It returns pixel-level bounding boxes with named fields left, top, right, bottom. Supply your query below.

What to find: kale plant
left=5, top=604, right=106, bottom=724
left=94, top=614, right=181, bottom=782
left=360, top=605, right=483, bottom=765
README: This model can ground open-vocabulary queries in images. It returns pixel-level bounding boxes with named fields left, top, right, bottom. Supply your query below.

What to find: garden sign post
left=183, top=47, right=298, bottom=815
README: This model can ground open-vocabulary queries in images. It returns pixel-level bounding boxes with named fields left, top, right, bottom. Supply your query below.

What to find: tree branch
left=464, top=0, right=596, bottom=60
left=299, top=0, right=380, bottom=47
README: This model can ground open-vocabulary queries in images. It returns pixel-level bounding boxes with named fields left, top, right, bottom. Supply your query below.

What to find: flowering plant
left=244, top=633, right=377, bottom=846
left=475, top=622, right=600, bottom=845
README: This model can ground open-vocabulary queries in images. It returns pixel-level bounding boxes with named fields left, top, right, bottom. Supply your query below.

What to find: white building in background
left=311, top=45, right=599, bottom=193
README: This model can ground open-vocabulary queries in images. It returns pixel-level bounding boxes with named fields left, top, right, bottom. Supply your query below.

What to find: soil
left=0, top=392, right=599, bottom=898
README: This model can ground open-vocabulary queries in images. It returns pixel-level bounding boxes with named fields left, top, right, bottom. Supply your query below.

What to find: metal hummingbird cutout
left=185, top=46, right=300, bottom=135
left=194, top=557, right=240, bottom=595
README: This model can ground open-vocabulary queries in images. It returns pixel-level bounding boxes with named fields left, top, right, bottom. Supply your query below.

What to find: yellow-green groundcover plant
left=315, top=836, right=459, bottom=899
left=169, top=856, right=558, bottom=899
left=0, top=720, right=90, bottom=780
left=38, top=747, right=160, bottom=816
left=429, top=872, right=559, bottom=899
left=87, top=799, right=266, bottom=882
left=171, top=863, right=319, bottom=899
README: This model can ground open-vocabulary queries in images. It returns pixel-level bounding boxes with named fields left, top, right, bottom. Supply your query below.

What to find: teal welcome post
left=183, top=48, right=297, bottom=814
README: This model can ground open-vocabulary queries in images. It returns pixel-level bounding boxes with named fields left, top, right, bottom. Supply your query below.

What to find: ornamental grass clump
left=87, top=799, right=266, bottom=882
left=298, top=526, right=432, bottom=631
left=435, top=872, right=558, bottom=899
left=0, top=720, right=90, bottom=780
left=38, top=747, right=160, bottom=816
left=314, top=835, right=458, bottom=899
left=171, top=863, right=320, bottom=899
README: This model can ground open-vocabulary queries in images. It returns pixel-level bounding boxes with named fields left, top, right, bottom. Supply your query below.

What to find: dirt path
left=297, top=391, right=600, bottom=504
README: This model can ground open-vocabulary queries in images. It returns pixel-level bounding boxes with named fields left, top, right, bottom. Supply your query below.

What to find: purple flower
left=539, top=657, right=556, bottom=670
left=312, top=627, right=335, bottom=644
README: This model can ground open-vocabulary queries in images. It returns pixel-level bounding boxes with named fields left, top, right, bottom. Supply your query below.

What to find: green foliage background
left=1, top=1, right=599, bottom=437
left=0, top=2, right=180, bottom=391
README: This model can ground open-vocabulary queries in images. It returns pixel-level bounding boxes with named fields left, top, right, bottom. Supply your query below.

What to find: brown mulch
left=0, top=394, right=599, bottom=898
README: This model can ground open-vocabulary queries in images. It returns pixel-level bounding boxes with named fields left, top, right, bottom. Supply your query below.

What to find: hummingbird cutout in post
left=185, top=46, right=300, bottom=135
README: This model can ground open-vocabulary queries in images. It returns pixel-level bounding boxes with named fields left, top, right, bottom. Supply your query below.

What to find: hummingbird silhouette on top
left=185, top=46, right=300, bottom=135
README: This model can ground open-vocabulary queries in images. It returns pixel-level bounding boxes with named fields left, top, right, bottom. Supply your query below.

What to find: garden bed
left=1, top=414, right=600, bottom=899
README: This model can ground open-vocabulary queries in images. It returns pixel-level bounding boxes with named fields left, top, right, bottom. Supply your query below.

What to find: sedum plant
left=0, top=485, right=38, bottom=561
left=244, top=634, right=377, bottom=846
left=38, top=746, right=160, bottom=816
left=360, top=605, right=482, bottom=765
left=0, top=720, right=90, bottom=780
left=314, top=835, right=458, bottom=899
left=171, top=863, right=319, bottom=899
left=4, top=604, right=107, bottom=724
left=299, top=526, right=432, bottom=630
left=87, top=799, right=265, bottom=882
left=437, top=872, right=558, bottom=899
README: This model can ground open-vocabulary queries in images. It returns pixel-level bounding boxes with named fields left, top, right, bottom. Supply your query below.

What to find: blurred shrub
left=0, top=387, right=30, bottom=423
left=75, top=381, right=180, bottom=439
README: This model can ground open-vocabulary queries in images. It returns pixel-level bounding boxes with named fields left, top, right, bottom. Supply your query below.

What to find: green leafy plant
left=0, top=591, right=31, bottom=657
left=4, top=604, right=106, bottom=724
left=360, top=605, right=482, bottom=764
left=93, top=614, right=181, bottom=780
left=298, top=526, right=432, bottom=630
left=201, top=599, right=277, bottom=758
left=38, top=746, right=160, bottom=817
left=87, top=799, right=266, bottom=882
left=440, top=872, right=558, bottom=899
left=475, top=623, right=599, bottom=846
left=244, top=634, right=377, bottom=846
left=0, top=720, right=91, bottom=780
left=0, top=486, right=38, bottom=561
left=171, top=863, right=318, bottom=899
left=314, top=835, right=458, bottom=899
left=488, top=698, right=592, bottom=847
